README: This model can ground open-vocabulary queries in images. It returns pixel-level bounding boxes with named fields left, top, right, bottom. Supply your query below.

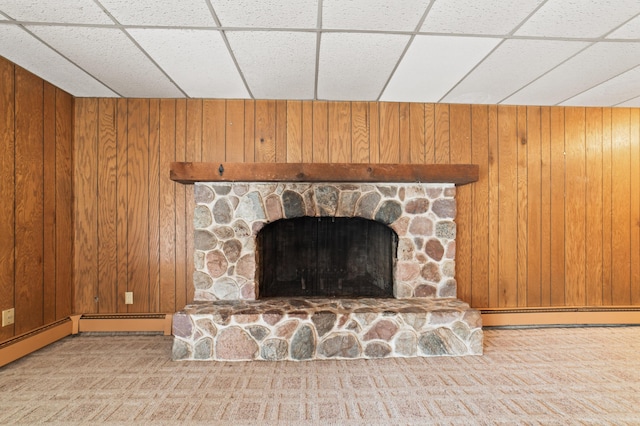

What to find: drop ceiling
left=1, top=0, right=640, bottom=106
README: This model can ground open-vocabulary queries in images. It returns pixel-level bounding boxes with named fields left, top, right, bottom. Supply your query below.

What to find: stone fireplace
left=171, top=163, right=482, bottom=361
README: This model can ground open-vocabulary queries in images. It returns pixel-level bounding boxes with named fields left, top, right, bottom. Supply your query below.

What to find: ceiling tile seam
left=436, top=38, right=507, bottom=104
left=205, top=0, right=254, bottom=100
left=509, top=0, right=551, bottom=36
left=314, top=0, right=323, bottom=100
left=4, top=20, right=639, bottom=44
left=14, top=23, right=123, bottom=97
left=375, top=0, right=437, bottom=102
left=602, top=10, right=640, bottom=38
left=94, top=0, right=189, bottom=98
left=615, top=94, right=640, bottom=107
left=561, top=63, right=640, bottom=106
left=496, top=40, right=600, bottom=106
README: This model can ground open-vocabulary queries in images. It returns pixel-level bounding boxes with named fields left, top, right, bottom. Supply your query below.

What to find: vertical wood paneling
left=115, top=99, right=128, bottom=313
left=540, top=107, right=552, bottom=306
left=449, top=104, right=472, bottom=302
left=611, top=108, right=631, bottom=305
left=526, top=107, right=542, bottom=306
left=0, top=61, right=74, bottom=340
left=368, top=102, right=380, bottom=163
left=175, top=100, right=187, bottom=310
left=64, top=98, right=640, bottom=318
left=126, top=99, right=150, bottom=312
left=301, top=101, right=314, bottom=163
left=55, top=89, right=73, bottom=319
left=497, top=106, right=518, bottom=307
left=631, top=109, right=640, bottom=305
left=312, top=102, right=328, bottom=163
left=564, top=107, right=586, bottom=306
left=243, top=100, right=255, bottom=163
left=74, top=98, right=98, bottom=314
left=0, top=58, right=15, bottom=341
left=202, top=100, right=225, bottom=162
left=148, top=100, right=161, bottom=312
left=15, top=68, right=44, bottom=333
left=42, top=83, right=56, bottom=324
left=470, top=105, right=489, bottom=308
left=550, top=107, right=566, bottom=305
left=286, top=101, right=302, bottom=163
left=255, top=100, right=276, bottom=162
left=487, top=106, right=500, bottom=307
left=379, top=103, right=399, bottom=163
left=399, top=103, right=411, bottom=164
left=97, top=98, right=117, bottom=313
left=602, top=108, right=613, bottom=305
left=226, top=100, right=245, bottom=162
left=351, top=102, right=369, bottom=163
left=329, top=102, right=351, bottom=162
left=409, top=103, right=425, bottom=164
left=516, top=107, right=528, bottom=306
left=585, top=108, right=603, bottom=306
left=159, top=100, right=177, bottom=313
left=434, top=104, right=450, bottom=164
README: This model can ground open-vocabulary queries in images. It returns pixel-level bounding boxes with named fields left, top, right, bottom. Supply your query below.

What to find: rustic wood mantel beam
left=170, top=162, right=479, bottom=185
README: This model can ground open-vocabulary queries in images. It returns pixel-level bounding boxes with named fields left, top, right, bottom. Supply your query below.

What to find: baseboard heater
left=78, top=313, right=172, bottom=335
left=0, top=318, right=74, bottom=368
left=481, top=307, right=640, bottom=327
left=0, top=314, right=172, bottom=367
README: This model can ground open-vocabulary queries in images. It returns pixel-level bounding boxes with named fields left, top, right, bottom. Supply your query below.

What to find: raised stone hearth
left=172, top=298, right=482, bottom=361
left=172, top=176, right=483, bottom=361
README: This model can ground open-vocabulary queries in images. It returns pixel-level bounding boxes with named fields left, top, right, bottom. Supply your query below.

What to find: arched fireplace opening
left=257, top=217, right=397, bottom=298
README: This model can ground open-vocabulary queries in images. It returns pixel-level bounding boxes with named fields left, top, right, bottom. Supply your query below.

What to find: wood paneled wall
left=73, top=99, right=640, bottom=313
left=0, top=57, right=73, bottom=341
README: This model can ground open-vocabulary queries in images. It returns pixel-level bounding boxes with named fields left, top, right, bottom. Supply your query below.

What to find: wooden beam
left=170, top=162, right=479, bottom=185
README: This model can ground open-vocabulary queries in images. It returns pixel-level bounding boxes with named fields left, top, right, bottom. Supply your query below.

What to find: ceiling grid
left=0, top=0, right=639, bottom=106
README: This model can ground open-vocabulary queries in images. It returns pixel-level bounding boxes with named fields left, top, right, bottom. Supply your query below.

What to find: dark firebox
left=257, top=217, right=397, bottom=298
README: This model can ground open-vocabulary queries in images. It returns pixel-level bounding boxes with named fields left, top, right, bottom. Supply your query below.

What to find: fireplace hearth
left=170, top=162, right=483, bottom=361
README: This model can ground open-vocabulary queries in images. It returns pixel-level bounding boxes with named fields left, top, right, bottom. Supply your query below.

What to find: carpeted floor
left=0, top=326, right=639, bottom=425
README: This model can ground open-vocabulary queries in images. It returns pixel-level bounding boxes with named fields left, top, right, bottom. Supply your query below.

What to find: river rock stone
left=311, top=311, right=337, bottom=338
left=213, top=199, right=233, bottom=224
left=375, top=200, right=402, bottom=224
left=212, top=277, right=239, bottom=300
left=194, top=230, right=217, bottom=251
left=432, top=198, right=456, bottom=218
left=364, top=341, right=392, bottom=358
left=194, top=205, right=213, bottom=229
left=283, top=190, right=305, bottom=218
left=318, top=333, right=360, bottom=358
left=315, top=186, right=339, bottom=216
left=195, top=318, right=217, bottom=337
left=216, top=327, right=258, bottom=360
left=172, top=339, right=190, bottom=360
left=172, top=313, right=193, bottom=338
left=409, top=217, right=433, bottom=236
left=261, top=339, right=288, bottom=360
left=355, top=192, right=381, bottom=219
left=195, top=184, right=215, bottom=203
left=364, top=319, right=398, bottom=341
left=290, top=325, right=315, bottom=360
left=405, top=198, right=430, bottom=214
left=194, top=337, right=213, bottom=359
left=222, top=239, right=242, bottom=263
left=193, top=271, right=213, bottom=290
left=265, top=194, right=283, bottom=221
left=206, top=250, right=228, bottom=278
left=247, top=325, right=269, bottom=341
left=435, top=221, right=456, bottom=239
left=394, top=331, right=417, bottom=356
left=425, top=239, right=445, bottom=261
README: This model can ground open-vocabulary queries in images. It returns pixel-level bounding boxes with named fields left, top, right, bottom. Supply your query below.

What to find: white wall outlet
left=125, top=292, right=133, bottom=305
left=2, top=308, right=15, bottom=327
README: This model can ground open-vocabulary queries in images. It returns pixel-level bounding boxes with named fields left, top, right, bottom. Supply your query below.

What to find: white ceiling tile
left=211, top=0, right=317, bottom=28
left=516, top=0, right=640, bottom=38
left=560, top=66, right=640, bottom=107
left=26, top=26, right=182, bottom=97
left=0, top=24, right=117, bottom=97
left=444, top=39, right=589, bottom=104
left=608, top=14, right=640, bottom=39
left=381, top=35, right=500, bottom=103
left=128, top=29, right=248, bottom=98
left=421, top=0, right=544, bottom=35
left=0, top=0, right=112, bottom=24
left=504, top=42, right=640, bottom=106
left=323, top=0, right=430, bottom=32
left=226, top=31, right=315, bottom=99
left=318, top=33, right=409, bottom=100
left=617, top=95, right=640, bottom=107
left=100, top=0, right=216, bottom=27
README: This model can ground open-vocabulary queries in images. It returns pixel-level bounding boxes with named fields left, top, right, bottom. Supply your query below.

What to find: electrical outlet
left=125, top=292, right=133, bottom=305
left=2, top=308, right=15, bottom=327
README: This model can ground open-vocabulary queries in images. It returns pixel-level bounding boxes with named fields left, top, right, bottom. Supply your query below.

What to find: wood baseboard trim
left=0, top=319, right=73, bottom=367
left=481, top=308, right=640, bottom=327
left=78, top=314, right=173, bottom=335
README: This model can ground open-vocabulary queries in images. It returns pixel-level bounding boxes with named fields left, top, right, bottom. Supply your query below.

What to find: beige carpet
left=1, top=326, right=639, bottom=425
